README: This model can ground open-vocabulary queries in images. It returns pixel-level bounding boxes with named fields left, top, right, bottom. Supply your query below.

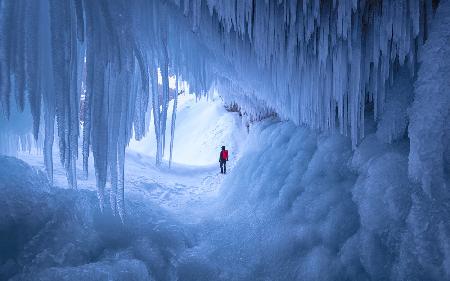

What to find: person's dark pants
left=220, top=160, right=227, bottom=174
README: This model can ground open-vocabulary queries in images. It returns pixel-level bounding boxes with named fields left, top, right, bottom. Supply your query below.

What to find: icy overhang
left=0, top=0, right=439, bottom=216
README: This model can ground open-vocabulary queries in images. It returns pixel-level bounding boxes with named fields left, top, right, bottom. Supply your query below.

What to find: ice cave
left=0, top=0, right=449, bottom=280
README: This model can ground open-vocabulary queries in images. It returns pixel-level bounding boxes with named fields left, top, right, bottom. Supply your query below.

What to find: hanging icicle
left=0, top=0, right=437, bottom=216
left=169, top=76, right=180, bottom=168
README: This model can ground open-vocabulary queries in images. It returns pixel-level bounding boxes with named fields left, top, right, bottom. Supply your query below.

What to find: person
left=219, top=146, right=228, bottom=174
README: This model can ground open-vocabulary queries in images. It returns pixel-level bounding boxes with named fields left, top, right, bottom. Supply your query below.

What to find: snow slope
left=129, top=93, right=244, bottom=166
left=18, top=95, right=245, bottom=214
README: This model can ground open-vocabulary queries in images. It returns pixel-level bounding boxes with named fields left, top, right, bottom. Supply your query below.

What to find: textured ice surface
left=200, top=120, right=449, bottom=280
left=0, top=156, right=192, bottom=281
left=4, top=118, right=450, bottom=281
left=0, top=1, right=449, bottom=279
left=408, top=0, right=450, bottom=194
left=0, top=0, right=441, bottom=207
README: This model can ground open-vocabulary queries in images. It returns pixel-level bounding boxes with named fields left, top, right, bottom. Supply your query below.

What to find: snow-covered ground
left=18, top=94, right=245, bottom=214
left=4, top=94, right=449, bottom=281
left=4, top=96, right=247, bottom=280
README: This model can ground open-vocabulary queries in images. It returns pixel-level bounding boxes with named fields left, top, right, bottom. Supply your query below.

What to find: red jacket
left=220, top=150, right=229, bottom=161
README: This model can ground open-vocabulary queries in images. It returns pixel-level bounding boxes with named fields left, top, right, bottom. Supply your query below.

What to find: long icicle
left=169, top=75, right=179, bottom=168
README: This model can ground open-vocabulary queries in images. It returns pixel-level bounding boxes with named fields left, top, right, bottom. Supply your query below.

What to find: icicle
left=49, top=0, right=81, bottom=189
left=151, top=65, right=162, bottom=166
left=74, top=0, right=85, bottom=42
left=184, top=0, right=190, bottom=16
left=169, top=75, right=179, bottom=168
left=0, top=0, right=437, bottom=217
left=160, top=38, right=170, bottom=157
left=24, top=0, right=41, bottom=139
left=117, top=73, right=129, bottom=222
left=13, top=1, right=26, bottom=112
left=40, top=0, right=56, bottom=185
left=132, top=52, right=149, bottom=141
left=107, top=69, right=120, bottom=216
left=0, top=0, right=14, bottom=118
left=117, top=142, right=126, bottom=221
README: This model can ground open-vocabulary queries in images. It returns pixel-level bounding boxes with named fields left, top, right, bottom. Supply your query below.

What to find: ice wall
left=408, top=0, right=450, bottom=195
left=200, top=119, right=449, bottom=280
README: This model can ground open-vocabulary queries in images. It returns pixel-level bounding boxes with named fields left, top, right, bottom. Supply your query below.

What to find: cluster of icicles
left=202, top=0, right=434, bottom=147
left=0, top=0, right=435, bottom=218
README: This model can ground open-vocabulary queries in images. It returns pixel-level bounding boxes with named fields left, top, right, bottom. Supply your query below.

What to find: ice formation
left=169, top=76, right=179, bottom=168
left=1, top=0, right=449, bottom=279
left=0, top=0, right=448, bottom=219
left=0, top=156, right=191, bottom=281
left=408, top=0, right=450, bottom=195
left=211, top=119, right=449, bottom=280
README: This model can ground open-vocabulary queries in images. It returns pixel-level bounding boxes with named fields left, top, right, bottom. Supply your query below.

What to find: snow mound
left=188, top=120, right=450, bottom=281
left=0, top=156, right=197, bottom=281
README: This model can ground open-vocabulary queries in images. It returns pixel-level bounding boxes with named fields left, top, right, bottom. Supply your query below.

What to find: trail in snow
left=19, top=94, right=245, bottom=216
left=129, top=93, right=244, bottom=166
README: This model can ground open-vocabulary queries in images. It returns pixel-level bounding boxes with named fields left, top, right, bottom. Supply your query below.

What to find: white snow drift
left=129, top=93, right=244, bottom=166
